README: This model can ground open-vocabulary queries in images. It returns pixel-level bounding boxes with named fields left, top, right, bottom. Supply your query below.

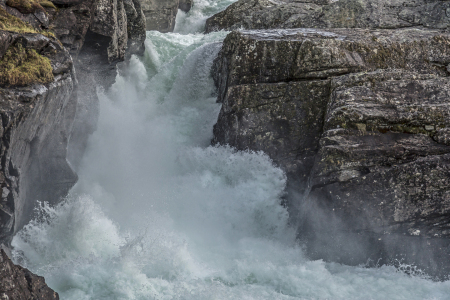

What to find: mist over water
left=11, top=1, right=450, bottom=299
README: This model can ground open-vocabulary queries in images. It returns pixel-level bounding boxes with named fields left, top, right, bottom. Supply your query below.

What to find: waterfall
left=11, top=1, right=450, bottom=299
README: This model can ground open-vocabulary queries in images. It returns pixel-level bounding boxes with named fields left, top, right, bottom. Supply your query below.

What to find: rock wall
left=0, top=249, right=59, bottom=299
left=141, top=0, right=192, bottom=32
left=0, top=0, right=147, bottom=295
left=0, top=0, right=146, bottom=246
left=211, top=27, right=450, bottom=278
left=205, top=0, right=450, bottom=33
left=0, top=30, right=77, bottom=247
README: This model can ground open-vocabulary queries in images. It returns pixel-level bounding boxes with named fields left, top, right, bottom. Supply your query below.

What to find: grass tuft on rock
left=0, top=43, right=54, bottom=87
left=5, top=0, right=56, bottom=14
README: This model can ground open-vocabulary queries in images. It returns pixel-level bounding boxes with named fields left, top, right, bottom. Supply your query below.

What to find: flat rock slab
left=213, top=28, right=450, bottom=102
left=205, top=0, right=450, bottom=32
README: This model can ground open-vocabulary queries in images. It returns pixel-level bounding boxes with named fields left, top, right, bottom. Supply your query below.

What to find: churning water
left=11, top=1, right=450, bottom=299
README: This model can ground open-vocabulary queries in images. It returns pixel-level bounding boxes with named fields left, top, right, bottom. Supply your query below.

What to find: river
left=11, top=1, right=450, bottom=299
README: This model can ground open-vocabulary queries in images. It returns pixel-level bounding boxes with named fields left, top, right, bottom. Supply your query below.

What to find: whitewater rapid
left=11, top=1, right=450, bottom=299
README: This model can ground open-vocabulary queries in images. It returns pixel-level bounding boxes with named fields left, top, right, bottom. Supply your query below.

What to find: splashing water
left=11, top=1, right=450, bottom=299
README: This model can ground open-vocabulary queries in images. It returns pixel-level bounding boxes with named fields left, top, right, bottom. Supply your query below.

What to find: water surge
left=11, top=1, right=450, bottom=299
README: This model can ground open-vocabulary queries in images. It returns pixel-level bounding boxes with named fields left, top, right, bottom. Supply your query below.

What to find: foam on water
left=11, top=0, right=450, bottom=299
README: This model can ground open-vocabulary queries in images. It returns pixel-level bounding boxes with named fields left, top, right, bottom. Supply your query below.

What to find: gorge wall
left=209, top=0, right=450, bottom=278
left=0, top=0, right=148, bottom=296
left=141, top=0, right=192, bottom=32
left=0, top=0, right=194, bottom=296
left=0, top=0, right=147, bottom=256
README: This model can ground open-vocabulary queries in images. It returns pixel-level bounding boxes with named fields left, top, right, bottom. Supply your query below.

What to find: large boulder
left=211, top=28, right=450, bottom=277
left=205, top=0, right=450, bottom=33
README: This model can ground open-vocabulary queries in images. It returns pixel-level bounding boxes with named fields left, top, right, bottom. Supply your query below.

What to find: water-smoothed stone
left=0, top=31, right=77, bottom=246
left=211, top=28, right=450, bottom=278
left=205, top=0, right=450, bottom=33
left=0, top=249, right=59, bottom=299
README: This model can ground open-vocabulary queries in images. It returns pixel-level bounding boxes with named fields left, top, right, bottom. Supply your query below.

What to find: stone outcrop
left=205, top=0, right=450, bottom=33
left=2, top=0, right=148, bottom=170
left=141, top=0, right=192, bottom=32
left=0, top=0, right=147, bottom=245
left=211, top=28, right=450, bottom=278
left=0, top=30, right=77, bottom=247
left=0, top=249, right=59, bottom=299
left=0, top=0, right=147, bottom=295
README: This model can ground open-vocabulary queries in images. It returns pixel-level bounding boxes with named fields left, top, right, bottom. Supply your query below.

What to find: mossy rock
left=0, top=43, right=54, bottom=87
left=0, top=6, right=57, bottom=40
left=5, top=0, right=56, bottom=14
left=0, top=6, right=37, bottom=33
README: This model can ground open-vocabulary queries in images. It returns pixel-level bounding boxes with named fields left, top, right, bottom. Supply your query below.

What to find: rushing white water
left=11, top=1, right=450, bottom=299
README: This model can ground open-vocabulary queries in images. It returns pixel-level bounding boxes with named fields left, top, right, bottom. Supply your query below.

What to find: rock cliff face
left=1, top=0, right=147, bottom=295
left=140, top=0, right=192, bottom=32
left=0, top=249, right=58, bottom=299
left=0, top=0, right=146, bottom=249
left=211, top=26, right=450, bottom=277
left=205, top=0, right=450, bottom=33
left=0, top=29, right=77, bottom=247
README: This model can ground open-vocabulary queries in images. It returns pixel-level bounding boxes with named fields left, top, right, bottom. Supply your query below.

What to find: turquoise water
left=11, top=1, right=450, bottom=299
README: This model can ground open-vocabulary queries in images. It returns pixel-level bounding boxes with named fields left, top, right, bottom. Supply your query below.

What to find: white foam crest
left=174, top=0, right=238, bottom=33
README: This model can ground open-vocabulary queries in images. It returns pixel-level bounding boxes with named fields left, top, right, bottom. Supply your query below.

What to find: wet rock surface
left=211, top=28, right=450, bottom=278
left=140, top=0, right=193, bottom=32
left=205, top=0, right=450, bottom=33
left=0, top=31, right=77, bottom=247
left=0, top=0, right=147, bottom=248
left=0, top=249, right=59, bottom=300
left=0, top=0, right=149, bottom=294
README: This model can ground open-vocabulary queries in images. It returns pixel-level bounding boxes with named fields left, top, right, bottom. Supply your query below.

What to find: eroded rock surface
left=141, top=0, right=193, bottom=32
left=0, top=0, right=147, bottom=245
left=212, top=28, right=450, bottom=277
left=0, top=31, right=77, bottom=247
left=205, top=0, right=450, bottom=33
left=0, top=249, right=58, bottom=299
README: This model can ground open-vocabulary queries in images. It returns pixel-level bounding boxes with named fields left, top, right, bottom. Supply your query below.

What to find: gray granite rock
left=0, top=31, right=77, bottom=246
left=0, top=249, right=59, bottom=300
left=211, top=28, right=450, bottom=278
left=140, top=0, right=193, bottom=32
left=205, top=0, right=450, bottom=33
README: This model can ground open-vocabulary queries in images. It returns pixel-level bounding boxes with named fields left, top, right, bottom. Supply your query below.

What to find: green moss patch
left=5, top=0, right=56, bottom=14
left=0, top=43, right=54, bottom=87
left=0, top=6, right=38, bottom=33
